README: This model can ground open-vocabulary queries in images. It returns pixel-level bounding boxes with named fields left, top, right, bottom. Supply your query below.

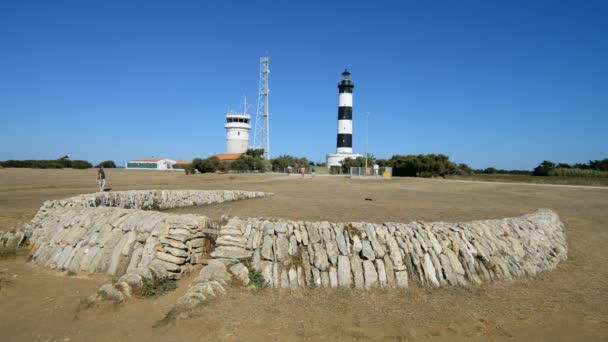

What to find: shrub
left=182, top=164, right=195, bottom=175
left=548, top=168, right=608, bottom=178
left=271, top=155, right=310, bottom=172
left=533, top=160, right=556, bottom=176
left=193, top=157, right=223, bottom=173
left=141, top=277, right=177, bottom=299
left=387, top=154, right=458, bottom=177
left=71, top=160, right=93, bottom=169
left=95, top=160, right=116, bottom=168
left=241, top=259, right=269, bottom=290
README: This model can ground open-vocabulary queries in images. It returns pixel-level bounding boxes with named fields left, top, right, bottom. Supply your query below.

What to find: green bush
left=193, top=157, right=226, bottom=173
left=548, top=168, right=608, bottom=178
left=271, top=155, right=310, bottom=172
left=386, top=154, right=458, bottom=177
left=339, top=156, right=376, bottom=173
left=71, top=160, right=93, bottom=169
left=181, top=163, right=195, bottom=175
left=241, top=259, right=269, bottom=290
left=95, top=160, right=116, bottom=168
left=141, top=277, right=177, bottom=299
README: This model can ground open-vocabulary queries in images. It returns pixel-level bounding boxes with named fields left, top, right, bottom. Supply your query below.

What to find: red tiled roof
left=175, top=160, right=191, bottom=164
left=210, top=153, right=243, bottom=161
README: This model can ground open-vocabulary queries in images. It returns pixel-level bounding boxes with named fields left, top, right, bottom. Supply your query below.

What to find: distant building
left=125, top=158, right=181, bottom=170
left=225, top=99, right=251, bottom=154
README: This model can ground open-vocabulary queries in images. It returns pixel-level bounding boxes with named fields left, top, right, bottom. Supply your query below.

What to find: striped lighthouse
left=337, top=69, right=354, bottom=153
left=327, top=69, right=361, bottom=169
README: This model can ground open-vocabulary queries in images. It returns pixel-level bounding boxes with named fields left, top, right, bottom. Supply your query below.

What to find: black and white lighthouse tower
left=327, top=69, right=361, bottom=169
left=337, top=69, right=354, bottom=153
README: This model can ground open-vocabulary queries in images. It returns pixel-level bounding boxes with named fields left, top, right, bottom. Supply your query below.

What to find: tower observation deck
left=225, top=99, right=251, bottom=154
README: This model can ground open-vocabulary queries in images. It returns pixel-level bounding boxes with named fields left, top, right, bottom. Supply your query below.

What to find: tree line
left=532, top=159, right=608, bottom=177
left=187, top=149, right=317, bottom=175
left=0, top=156, right=116, bottom=169
left=4, top=153, right=605, bottom=179
left=336, top=154, right=472, bottom=177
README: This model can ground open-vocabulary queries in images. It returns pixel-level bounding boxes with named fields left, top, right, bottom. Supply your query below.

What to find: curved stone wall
left=14, top=190, right=270, bottom=281
left=28, top=207, right=210, bottom=279
left=173, top=209, right=567, bottom=309
left=3, top=189, right=568, bottom=307
left=200, top=209, right=567, bottom=288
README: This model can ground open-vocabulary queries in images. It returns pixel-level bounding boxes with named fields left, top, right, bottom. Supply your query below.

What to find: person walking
left=98, top=166, right=106, bottom=191
left=312, top=167, right=316, bottom=178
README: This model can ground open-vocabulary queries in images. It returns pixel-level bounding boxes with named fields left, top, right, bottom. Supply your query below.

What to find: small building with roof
left=125, top=157, right=181, bottom=170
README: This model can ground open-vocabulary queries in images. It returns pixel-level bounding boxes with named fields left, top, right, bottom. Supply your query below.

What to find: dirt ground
left=0, top=168, right=607, bottom=341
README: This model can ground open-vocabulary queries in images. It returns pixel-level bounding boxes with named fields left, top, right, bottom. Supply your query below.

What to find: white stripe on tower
left=337, top=69, right=354, bottom=154
left=339, top=93, right=352, bottom=107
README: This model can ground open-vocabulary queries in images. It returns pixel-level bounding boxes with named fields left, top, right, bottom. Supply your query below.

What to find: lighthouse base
left=326, top=152, right=362, bottom=169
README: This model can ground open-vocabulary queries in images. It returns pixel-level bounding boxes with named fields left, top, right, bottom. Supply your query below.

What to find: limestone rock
left=337, top=255, right=352, bottom=288
left=229, top=263, right=250, bottom=286
left=336, top=232, right=348, bottom=255
left=363, top=260, right=378, bottom=289
left=395, top=270, right=409, bottom=289
left=156, top=251, right=186, bottom=265
left=320, top=271, right=330, bottom=288
left=329, top=266, right=338, bottom=288
left=210, top=246, right=252, bottom=260
left=422, top=253, right=440, bottom=287
left=280, top=269, right=290, bottom=288
left=196, top=260, right=232, bottom=285
left=325, top=240, right=339, bottom=266
left=361, top=240, right=375, bottom=260
left=375, top=259, right=388, bottom=288
left=352, top=235, right=363, bottom=253
left=98, top=283, right=125, bottom=303
left=261, top=235, right=274, bottom=260
left=313, top=243, right=330, bottom=271
left=350, top=254, right=365, bottom=289
left=288, top=268, right=298, bottom=288
left=383, top=255, right=396, bottom=288
left=275, top=234, right=289, bottom=262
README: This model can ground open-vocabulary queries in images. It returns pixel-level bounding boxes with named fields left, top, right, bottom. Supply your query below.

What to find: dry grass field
left=1, top=168, right=607, bottom=341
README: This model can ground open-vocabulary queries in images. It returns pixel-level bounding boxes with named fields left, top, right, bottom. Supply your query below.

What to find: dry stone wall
left=28, top=207, right=210, bottom=279
left=14, top=190, right=269, bottom=282
left=189, top=209, right=568, bottom=290
left=5, top=189, right=568, bottom=308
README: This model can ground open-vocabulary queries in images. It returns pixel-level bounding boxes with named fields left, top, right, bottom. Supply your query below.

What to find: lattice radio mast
left=253, top=56, right=270, bottom=160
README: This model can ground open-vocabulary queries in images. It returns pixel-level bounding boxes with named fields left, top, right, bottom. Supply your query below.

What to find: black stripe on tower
left=338, top=82, right=354, bottom=93
left=337, top=134, right=352, bottom=148
left=338, top=107, right=352, bottom=120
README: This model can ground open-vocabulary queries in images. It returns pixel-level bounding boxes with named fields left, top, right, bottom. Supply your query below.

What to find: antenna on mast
left=253, top=56, right=270, bottom=159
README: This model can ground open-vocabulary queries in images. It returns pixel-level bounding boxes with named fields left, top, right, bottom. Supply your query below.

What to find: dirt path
left=1, top=168, right=607, bottom=341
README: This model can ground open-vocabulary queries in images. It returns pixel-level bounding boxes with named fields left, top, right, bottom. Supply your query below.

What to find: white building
left=225, top=111, right=251, bottom=154
left=225, top=98, right=251, bottom=154
left=125, top=158, right=181, bottom=170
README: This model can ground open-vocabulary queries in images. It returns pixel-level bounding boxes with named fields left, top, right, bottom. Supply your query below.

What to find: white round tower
left=225, top=101, right=251, bottom=154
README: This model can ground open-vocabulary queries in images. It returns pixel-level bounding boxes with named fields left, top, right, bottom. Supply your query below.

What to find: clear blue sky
left=1, top=0, right=606, bottom=169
